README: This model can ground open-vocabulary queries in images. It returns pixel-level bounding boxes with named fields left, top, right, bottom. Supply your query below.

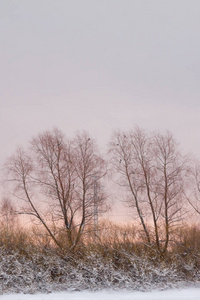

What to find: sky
left=1, top=0, right=200, bottom=220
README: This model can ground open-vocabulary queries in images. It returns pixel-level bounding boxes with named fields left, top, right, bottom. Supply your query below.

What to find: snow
left=0, top=289, right=200, bottom=300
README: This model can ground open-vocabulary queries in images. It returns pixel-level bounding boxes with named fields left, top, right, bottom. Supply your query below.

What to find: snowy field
left=0, top=289, right=200, bottom=300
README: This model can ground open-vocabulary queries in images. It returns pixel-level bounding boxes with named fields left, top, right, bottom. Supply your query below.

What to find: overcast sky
left=1, top=1, right=200, bottom=218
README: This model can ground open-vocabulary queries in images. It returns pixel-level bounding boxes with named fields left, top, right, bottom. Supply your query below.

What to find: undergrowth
left=0, top=224, right=200, bottom=294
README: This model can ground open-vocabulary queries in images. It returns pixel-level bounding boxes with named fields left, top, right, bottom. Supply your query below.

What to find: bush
left=0, top=223, right=200, bottom=293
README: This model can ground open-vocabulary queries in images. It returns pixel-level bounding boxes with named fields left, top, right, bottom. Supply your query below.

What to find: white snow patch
left=0, top=289, right=200, bottom=300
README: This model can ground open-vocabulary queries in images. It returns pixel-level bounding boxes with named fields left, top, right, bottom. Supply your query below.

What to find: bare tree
left=152, top=131, right=187, bottom=254
left=186, top=161, right=200, bottom=217
left=0, top=197, right=17, bottom=237
left=109, top=127, right=187, bottom=256
left=5, top=129, right=107, bottom=250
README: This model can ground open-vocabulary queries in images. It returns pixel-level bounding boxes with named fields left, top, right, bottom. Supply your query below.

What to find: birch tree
left=6, top=129, right=107, bottom=250
left=109, top=127, right=187, bottom=256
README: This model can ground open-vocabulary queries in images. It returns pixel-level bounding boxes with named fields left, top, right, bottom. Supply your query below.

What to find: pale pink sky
left=1, top=0, right=200, bottom=221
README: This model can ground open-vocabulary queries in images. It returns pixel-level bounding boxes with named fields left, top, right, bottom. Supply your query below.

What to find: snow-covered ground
left=0, top=289, right=200, bottom=300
